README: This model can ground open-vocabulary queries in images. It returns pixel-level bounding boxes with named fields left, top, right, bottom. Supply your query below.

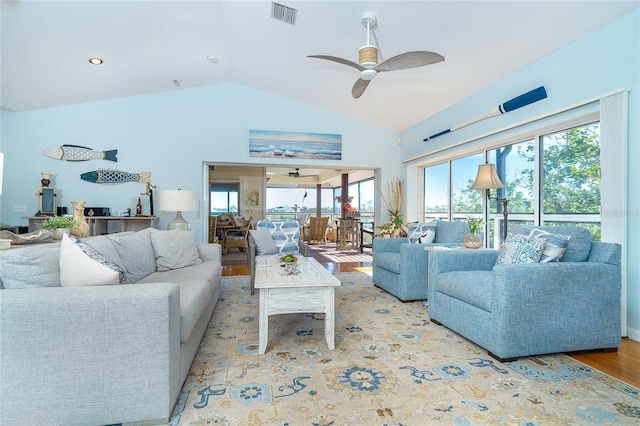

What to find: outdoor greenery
left=448, top=123, right=601, bottom=240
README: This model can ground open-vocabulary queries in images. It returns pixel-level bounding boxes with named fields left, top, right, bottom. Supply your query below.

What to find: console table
left=26, top=216, right=156, bottom=236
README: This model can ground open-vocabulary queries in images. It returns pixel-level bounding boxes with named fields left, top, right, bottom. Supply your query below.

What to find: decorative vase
left=463, top=232, right=482, bottom=249
left=53, top=228, right=70, bottom=240
left=392, top=228, right=401, bottom=238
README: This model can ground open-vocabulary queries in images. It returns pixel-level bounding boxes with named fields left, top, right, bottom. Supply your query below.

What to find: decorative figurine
left=70, top=201, right=90, bottom=238
left=35, top=172, right=56, bottom=216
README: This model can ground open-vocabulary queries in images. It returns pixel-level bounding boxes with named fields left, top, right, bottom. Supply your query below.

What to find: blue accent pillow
left=515, top=228, right=571, bottom=263
left=495, top=234, right=547, bottom=265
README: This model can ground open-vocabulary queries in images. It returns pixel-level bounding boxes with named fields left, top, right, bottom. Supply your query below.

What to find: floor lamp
left=471, top=162, right=509, bottom=243
left=158, top=189, right=199, bottom=231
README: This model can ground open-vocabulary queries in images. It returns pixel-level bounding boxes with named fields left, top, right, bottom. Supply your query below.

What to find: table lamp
left=471, top=162, right=509, bottom=242
left=158, top=189, right=199, bottom=231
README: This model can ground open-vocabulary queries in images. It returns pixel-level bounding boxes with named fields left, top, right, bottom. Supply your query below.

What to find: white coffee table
left=254, top=255, right=341, bottom=354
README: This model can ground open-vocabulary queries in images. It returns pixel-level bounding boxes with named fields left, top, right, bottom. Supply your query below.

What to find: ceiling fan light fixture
left=360, top=69, right=377, bottom=81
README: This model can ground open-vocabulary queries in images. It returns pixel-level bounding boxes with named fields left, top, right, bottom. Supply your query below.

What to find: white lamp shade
left=158, top=189, right=199, bottom=212
left=471, top=163, right=504, bottom=190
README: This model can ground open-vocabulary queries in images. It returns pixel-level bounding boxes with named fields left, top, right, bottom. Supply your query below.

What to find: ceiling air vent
left=271, top=2, right=297, bottom=25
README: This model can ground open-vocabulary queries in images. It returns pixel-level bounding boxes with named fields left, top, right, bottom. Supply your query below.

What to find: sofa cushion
left=513, top=226, right=592, bottom=262
left=59, top=234, right=126, bottom=286
left=495, top=234, right=546, bottom=265
left=407, top=221, right=437, bottom=243
left=514, top=227, right=571, bottom=263
left=434, top=220, right=470, bottom=244
left=435, top=271, right=493, bottom=312
left=109, top=227, right=157, bottom=282
left=85, top=233, right=128, bottom=273
left=150, top=230, right=202, bottom=272
left=249, top=229, right=278, bottom=255
left=256, top=220, right=300, bottom=253
left=375, top=252, right=401, bottom=274
left=0, top=245, right=61, bottom=289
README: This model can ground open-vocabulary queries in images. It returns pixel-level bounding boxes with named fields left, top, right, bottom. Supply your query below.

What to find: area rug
left=170, top=273, right=639, bottom=425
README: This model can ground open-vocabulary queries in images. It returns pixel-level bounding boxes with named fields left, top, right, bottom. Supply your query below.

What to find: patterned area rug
left=171, top=273, right=639, bottom=425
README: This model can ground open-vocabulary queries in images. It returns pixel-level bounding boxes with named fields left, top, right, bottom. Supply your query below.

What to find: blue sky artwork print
left=249, top=130, right=342, bottom=160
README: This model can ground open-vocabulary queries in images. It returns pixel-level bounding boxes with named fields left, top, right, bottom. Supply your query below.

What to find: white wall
left=0, top=83, right=400, bottom=239
left=400, top=10, right=640, bottom=339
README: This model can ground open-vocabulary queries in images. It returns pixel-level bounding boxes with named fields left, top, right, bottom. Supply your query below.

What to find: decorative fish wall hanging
left=80, top=169, right=151, bottom=185
left=44, top=145, right=117, bottom=162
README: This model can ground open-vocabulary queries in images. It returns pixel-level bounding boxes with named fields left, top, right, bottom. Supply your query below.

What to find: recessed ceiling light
left=88, top=57, right=103, bottom=65
left=206, top=55, right=219, bottom=64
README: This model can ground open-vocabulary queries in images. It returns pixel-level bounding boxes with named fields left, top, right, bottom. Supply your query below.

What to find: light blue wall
left=0, top=83, right=400, bottom=237
left=400, top=10, right=640, bottom=338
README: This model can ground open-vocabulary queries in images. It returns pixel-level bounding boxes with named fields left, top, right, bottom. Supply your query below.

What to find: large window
left=423, top=121, right=601, bottom=246
left=265, top=187, right=335, bottom=219
left=210, top=183, right=238, bottom=215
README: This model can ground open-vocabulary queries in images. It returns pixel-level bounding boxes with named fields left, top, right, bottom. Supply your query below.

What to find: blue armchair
left=373, top=220, right=469, bottom=301
left=427, top=226, right=621, bottom=361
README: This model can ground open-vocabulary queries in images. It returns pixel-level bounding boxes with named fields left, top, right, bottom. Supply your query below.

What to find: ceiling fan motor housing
left=359, top=45, right=378, bottom=68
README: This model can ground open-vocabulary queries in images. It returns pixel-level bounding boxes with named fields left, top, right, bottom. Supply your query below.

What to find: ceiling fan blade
left=308, top=55, right=364, bottom=71
left=374, top=51, right=444, bottom=72
left=352, top=79, right=371, bottom=99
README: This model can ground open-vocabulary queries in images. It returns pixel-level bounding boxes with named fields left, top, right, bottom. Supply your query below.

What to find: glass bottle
left=136, top=197, right=142, bottom=216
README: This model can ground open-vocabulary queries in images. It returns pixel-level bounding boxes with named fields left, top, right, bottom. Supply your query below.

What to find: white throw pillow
left=150, top=230, right=203, bottom=272
left=407, top=221, right=437, bottom=243
left=416, top=229, right=436, bottom=244
left=249, top=229, right=278, bottom=255
left=59, top=233, right=126, bottom=287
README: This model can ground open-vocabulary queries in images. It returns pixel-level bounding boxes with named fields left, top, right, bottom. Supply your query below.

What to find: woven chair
left=223, top=217, right=252, bottom=255
left=303, top=216, right=330, bottom=244
left=208, top=215, right=218, bottom=243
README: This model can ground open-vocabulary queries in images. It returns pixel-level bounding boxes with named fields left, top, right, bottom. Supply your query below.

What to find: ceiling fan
left=308, top=12, right=444, bottom=99
left=288, top=168, right=302, bottom=178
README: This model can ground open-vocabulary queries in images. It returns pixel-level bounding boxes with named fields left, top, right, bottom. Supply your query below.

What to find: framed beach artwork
left=249, top=130, right=342, bottom=160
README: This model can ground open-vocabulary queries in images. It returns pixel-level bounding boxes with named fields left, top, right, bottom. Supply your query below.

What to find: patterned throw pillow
left=256, top=220, right=300, bottom=253
left=417, top=230, right=436, bottom=244
left=407, top=221, right=437, bottom=243
left=60, top=233, right=127, bottom=286
left=515, top=228, right=571, bottom=263
left=495, top=234, right=547, bottom=265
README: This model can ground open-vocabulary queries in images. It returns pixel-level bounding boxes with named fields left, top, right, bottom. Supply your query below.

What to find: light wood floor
left=221, top=250, right=640, bottom=389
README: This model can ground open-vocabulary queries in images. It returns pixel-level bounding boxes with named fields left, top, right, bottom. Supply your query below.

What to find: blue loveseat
left=427, top=225, right=621, bottom=361
left=373, top=220, right=469, bottom=301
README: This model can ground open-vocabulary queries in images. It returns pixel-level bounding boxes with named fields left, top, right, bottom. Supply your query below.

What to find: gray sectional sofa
left=0, top=227, right=222, bottom=425
left=427, top=225, right=621, bottom=361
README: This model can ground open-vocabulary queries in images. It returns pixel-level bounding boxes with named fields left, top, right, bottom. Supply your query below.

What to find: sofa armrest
left=491, top=262, right=621, bottom=347
left=373, top=237, right=407, bottom=253
left=0, top=283, right=181, bottom=424
left=198, top=242, right=221, bottom=262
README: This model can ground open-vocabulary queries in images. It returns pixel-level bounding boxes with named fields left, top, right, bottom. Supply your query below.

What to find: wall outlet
left=13, top=205, right=26, bottom=213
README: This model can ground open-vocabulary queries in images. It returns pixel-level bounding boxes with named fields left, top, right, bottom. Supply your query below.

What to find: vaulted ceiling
left=2, top=1, right=637, bottom=132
